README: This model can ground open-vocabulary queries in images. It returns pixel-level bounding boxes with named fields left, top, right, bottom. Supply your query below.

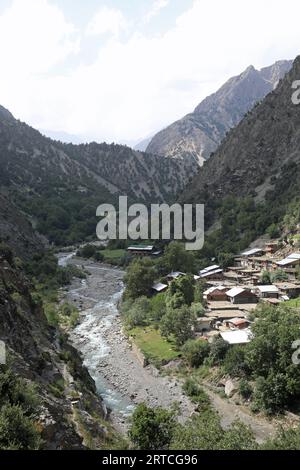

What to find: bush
left=209, top=338, right=230, bottom=365
left=78, top=244, right=97, bottom=259
left=0, top=404, right=41, bottom=450
left=223, top=346, right=249, bottom=378
left=129, top=403, right=176, bottom=450
left=93, top=251, right=104, bottom=262
left=239, top=379, right=253, bottom=400
left=182, top=339, right=210, bottom=368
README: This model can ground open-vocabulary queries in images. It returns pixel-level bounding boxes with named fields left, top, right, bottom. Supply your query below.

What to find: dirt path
left=202, top=384, right=276, bottom=443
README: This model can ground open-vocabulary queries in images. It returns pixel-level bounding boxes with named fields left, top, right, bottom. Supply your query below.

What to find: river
left=58, top=252, right=194, bottom=432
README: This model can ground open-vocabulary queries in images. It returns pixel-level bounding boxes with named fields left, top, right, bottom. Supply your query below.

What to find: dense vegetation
left=0, top=366, right=41, bottom=450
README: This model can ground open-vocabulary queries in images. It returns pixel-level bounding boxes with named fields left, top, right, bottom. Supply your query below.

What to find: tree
left=122, top=297, right=151, bottom=328
left=271, top=269, right=289, bottom=282
left=124, top=258, right=157, bottom=299
left=168, top=275, right=195, bottom=306
left=163, top=242, right=195, bottom=273
left=260, top=270, right=272, bottom=284
left=209, top=337, right=230, bottom=365
left=182, top=339, right=210, bottom=368
left=78, top=244, right=97, bottom=258
left=245, top=304, right=300, bottom=413
left=223, top=346, right=250, bottom=378
left=0, top=404, right=41, bottom=450
left=129, top=403, right=176, bottom=450
left=161, top=306, right=197, bottom=346
left=190, top=302, right=205, bottom=317
left=253, top=373, right=289, bottom=415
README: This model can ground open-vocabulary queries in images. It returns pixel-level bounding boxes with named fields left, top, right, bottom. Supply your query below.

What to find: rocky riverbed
left=60, top=255, right=194, bottom=433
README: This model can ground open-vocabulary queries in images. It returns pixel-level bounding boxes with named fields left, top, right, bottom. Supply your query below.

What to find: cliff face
left=0, top=254, right=110, bottom=449
left=147, top=60, right=292, bottom=168
left=0, top=194, right=45, bottom=260
left=179, top=56, right=300, bottom=212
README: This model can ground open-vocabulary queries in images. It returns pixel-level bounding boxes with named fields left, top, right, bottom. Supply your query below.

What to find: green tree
left=0, top=404, right=41, bottom=450
left=163, top=242, right=195, bottom=273
left=223, top=346, right=250, bottom=378
left=182, top=339, right=210, bottom=368
left=129, top=403, right=176, bottom=450
left=209, top=337, right=230, bottom=365
left=124, top=258, right=157, bottom=299
left=161, top=306, right=197, bottom=346
left=260, top=270, right=272, bottom=284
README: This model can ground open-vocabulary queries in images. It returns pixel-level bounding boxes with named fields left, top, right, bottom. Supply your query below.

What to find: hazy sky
left=0, top=0, right=300, bottom=145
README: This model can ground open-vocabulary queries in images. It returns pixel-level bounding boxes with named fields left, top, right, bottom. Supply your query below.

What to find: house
left=225, top=318, right=251, bottom=330
left=166, top=271, right=186, bottom=283
left=223, top=271, right=245, bottom=283
left=127, top=245, right=155, bottom=256
left=274, top=282, right=300, bottom=299
left=265, top=241, right=280, bottom=254
left=241, top=248, right=265, bottom=257
left=204, top=286, right=228, bottom=302
left=199, top=265, right=223, bottom=281
left=240, top=248, right=264, bottom=267
left=276, top=253, right=300, bottom=270
left=152, top=283, right=168, bottom=294
left=207, top=310, right=247, bottom=322
left=256, top=285, right=280, bottom=299
left=195, top=317, right=212, bottom=333
left=226, top=287, right=258, bottom=304
left=220, top=329, right=253, bottom=345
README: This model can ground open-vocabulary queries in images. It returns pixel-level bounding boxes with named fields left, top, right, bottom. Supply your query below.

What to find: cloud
left=144, top=0, right=169, bottom=23
left=0, top=0, right=78, bottom=78
left=1, top=0, right=300, bottom=145
left=86, top=6, right=128, bottom=38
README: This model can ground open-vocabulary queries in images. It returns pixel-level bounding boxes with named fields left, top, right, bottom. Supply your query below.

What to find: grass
left=102, top=249, right=126, bottom=263
left=128, top=325, right=180, bottom=367
left=284, top=297, right=300, bottom=308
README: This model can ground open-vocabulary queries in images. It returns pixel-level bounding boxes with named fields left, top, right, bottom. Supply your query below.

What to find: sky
left=0, top=0, right=300, bottom=146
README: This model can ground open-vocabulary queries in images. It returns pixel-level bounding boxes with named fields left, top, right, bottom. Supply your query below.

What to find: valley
left=59, top=254, right=194, bottom=433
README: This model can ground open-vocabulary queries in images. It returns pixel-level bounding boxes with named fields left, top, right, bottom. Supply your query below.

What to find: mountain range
left=179, top=55, right=300, bottom=237
left=0, top=105, right=195, bottom=245
left=146, top=60, right=293, bottom=168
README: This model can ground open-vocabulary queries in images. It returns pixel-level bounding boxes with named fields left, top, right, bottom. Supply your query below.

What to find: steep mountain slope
left=0, top=106, right=195, bottom=244
left=147, top=60, right=292, bottom=167
left=0, top=252, right=112, bottom=449
left=180, top=56, right=300, bottom=230
left=0, top=106, right=191, bottom=203
left=0, top=194, right=44, bottom=259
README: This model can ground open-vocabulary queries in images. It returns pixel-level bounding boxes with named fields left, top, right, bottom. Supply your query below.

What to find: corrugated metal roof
left=241, top=248, right=264, bottom=257
left=199, top=264, right=220, bottom=275
left=200, top=269, right=223, bottom=278
left=257, top=285, right=279, bottom=293
left=220, top=329, right=252, bottom=345
left=226, top=287, right=245, bottom=297
left=152, top=283, right=168, bottom=292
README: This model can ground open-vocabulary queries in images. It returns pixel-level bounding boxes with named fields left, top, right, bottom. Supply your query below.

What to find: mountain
left=0, top=194, right=45, bottom=259
left=146, top=60, right=293, bottom=168
left=0, top=251, right=111, bottom=449
left=0, top=106, right=195, bottom=245
left=179, top=56, right=300, bottom=236
left=134, top=135, right=154, bottom=152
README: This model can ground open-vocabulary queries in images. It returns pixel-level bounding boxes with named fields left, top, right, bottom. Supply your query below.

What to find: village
left=128, top=242, right=300, bottom=347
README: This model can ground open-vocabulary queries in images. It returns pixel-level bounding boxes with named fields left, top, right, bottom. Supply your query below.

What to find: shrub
left=181, top=339, right=210, bottom=368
